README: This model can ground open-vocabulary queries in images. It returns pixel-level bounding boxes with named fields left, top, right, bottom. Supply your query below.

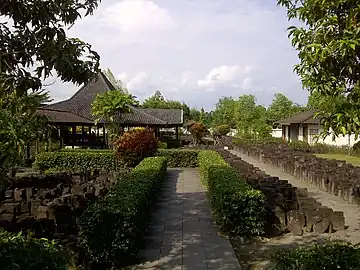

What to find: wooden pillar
left=60, top=125, right=64, bottom=149
left=81, top=125, right=85, bottom=147
left=72, top=125, right=76, bottom=149
left=175, top=126, right=179, bottom=140
left=103, top=125, right=106, bottom=148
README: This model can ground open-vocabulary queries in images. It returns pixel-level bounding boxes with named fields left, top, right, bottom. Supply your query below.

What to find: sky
left=46, top=0, right=308, bottom=111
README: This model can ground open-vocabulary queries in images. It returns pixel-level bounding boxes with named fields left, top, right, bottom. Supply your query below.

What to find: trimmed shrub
left=157, top=141, right=168, bottom=149
left=0, top=231, right=71, bottom=270
left=269, top=241, right=360, bottom=270
left=77, top=156, right=167, bottom=268
left=156, top=149, right=200, bottom=167
left=215, top=124, right=231, bottom=136
left=115, top=128, right=158, bottom=167
left=288, top=140, right=312, bottom=152
left=34, top=150, right=118, bottom=172
left=198, top=150, right=266, bottom=237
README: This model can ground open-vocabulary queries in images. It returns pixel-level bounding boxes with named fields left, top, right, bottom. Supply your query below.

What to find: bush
left=269, top=241, right=360, bottom=270
left=34, top=150, right=119, bottom=172
left=288, top=140, right=312, bottom=152
left=115, top=128, right=158, bottom=167
left=312, top=143, right=350, bottom=154
left=198, top=150, right=266, bottom=237
left=156, top=149, right=200, bottom=167
left=0, top=231, right=71, bottom=270
left=215, top=124, right=231, bottom=136
left=351, top=141, right=360, bottom=156
left=78, top=156, right=167, bottom=268
left=157, top=141, right=167, bottom=149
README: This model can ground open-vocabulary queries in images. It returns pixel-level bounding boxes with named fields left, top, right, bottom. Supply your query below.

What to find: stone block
left=329, top=211, right=345, bottom=231
left=30, top=199, right=42, bottom=215
left=313, top=217, right=330, bottom=233
left=1, top=202, right=20, bottom=214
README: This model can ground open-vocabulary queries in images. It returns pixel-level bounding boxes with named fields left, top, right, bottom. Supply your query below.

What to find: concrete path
left=132, top=168, right=241, bottom=270
left=229, top=149, right=360, bottom=244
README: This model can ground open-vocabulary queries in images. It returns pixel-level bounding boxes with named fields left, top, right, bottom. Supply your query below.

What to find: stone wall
left=217, top=149, right=345, bottom=236
left=235, top=143, right=360, bottom=205
left=0, top=170, right=123, bottom=247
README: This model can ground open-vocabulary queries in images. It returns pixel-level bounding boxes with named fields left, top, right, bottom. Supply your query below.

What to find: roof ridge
left=126, top=105, right=168, bottom=124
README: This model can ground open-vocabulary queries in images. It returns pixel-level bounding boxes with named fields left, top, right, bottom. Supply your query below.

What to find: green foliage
left=288, top=140, right=312, bottom=152
left=77, top=157, right=167, bottom=268
left=235, top=95, right=272, bottom=139
left=269, top=241, right=360, bottom=270
left=91, top=90, right=138, bottom=144
left=0, top=230, right=70, bottom=270
left=157, top=141, right=168, bottom=149
left=266, top=93, right=304, bottom=128
left=211, top=97, right=237, bottom=129
left=103, top=68, right=128, bottom=93
left=115, top=128, right=158, bottom=167
left=278, top=0, right=360, bottom=138
left=215, top=124, right=231, bottom=136
left=0, top=91, right=54, bottom=173
left=0, top=0, right=100, bottom=97
left=141, top=91, right=190, bottom=121
left=34, top=150, right=119, bottom=172
left=156, top=149, right=200, bottom=167
left=198, top=151, right=266, bottom=237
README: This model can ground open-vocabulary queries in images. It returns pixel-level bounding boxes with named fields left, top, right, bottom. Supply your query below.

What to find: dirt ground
left=229, top=150, right=360, bottom=270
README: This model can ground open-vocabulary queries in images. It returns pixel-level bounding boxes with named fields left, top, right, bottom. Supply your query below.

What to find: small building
left=277, top=110, right=360, bottom=147
left=38, top=72, right=184, bottom=148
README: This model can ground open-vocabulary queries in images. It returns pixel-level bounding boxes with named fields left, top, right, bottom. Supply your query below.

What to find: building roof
left=277, top=110, right=320, bottom=125
left=39, top=72, right=184, bottom=126
left=37, top=108, right=94, bottom=124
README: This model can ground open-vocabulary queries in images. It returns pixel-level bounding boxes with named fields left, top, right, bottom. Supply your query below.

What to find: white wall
left=271, top=129, right=282, bottom=138
left=306, top=125, right=360, bottom=147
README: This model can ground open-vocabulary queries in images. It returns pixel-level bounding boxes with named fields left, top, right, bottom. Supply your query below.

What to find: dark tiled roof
left=37, top=108, right=93, bottom=124
left=45, top=72, right=115, bottom=121
left=41, top=72, right=184, bottom=126
left=277, top=110, right=320, bottom=125
left=141, top=108, right=183, bottom=125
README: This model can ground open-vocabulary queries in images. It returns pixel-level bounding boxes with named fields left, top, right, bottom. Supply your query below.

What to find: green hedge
left=0, top=230, right=71, bottom=270
left=34, top=150, right=119, bottom=172
left=269, top=241, right=360, bottom=270
left=156, top=149, right=200, bottom=167
left=77, top=156, right=167, bottom=268
left=198, top=150, right=266, bottom=237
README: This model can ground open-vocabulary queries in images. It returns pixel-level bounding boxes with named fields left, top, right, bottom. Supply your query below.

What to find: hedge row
left=156, top=149, right=200, bottom=167
left=269, top=241, right=360, bottom=270
left=34, top=150, right=119, bottom=172
left=198, top=150, right=266, bottom=237
left=77, top=156, right=167, bottom=268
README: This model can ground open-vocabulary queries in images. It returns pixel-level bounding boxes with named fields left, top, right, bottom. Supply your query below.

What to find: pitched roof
left=37, top=108, right=93, bottom=124
left=277, top=110, right=320, bottom=125
left=39, top=72, right=184, bottom=126
left=44, top=72, right=115, bottom=121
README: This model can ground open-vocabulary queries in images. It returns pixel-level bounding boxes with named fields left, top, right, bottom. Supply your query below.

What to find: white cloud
left=45, top=0, right=306, bottom=110
left=102, top=0, right=175, bottom=38
left=197, top=65, right=253, bottom=89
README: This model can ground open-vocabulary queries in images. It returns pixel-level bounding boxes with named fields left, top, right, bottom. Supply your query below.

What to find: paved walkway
left=132, top=168, right=241, bottom=270
left=229, top=149, right=360, bottom=243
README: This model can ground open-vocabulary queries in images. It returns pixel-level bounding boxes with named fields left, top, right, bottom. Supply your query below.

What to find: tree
left=0, top=0, right=101, bottom=173
left=235, top=95, right=271, bottom=139
left=0, top=91, right=52, bottom=173
left=211, top=97, right=237, bottom=128
left=278, top=0, right=360, bottom=137
left=103, top=68, right=128, bottom=93
left=142, top=91, right=190, bottom=121
left=266, top=93, right=304, bottom=128
left=92, top=90, right=138, bottom=147
left=186, top=121, right=208, bottom=146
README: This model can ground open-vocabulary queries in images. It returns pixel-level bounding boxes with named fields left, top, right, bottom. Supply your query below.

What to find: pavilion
left=38, top=72, right=184, bottom=148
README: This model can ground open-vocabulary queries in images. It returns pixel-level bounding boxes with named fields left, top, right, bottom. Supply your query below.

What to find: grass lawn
left=315, top=153, right=360, bottom=167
